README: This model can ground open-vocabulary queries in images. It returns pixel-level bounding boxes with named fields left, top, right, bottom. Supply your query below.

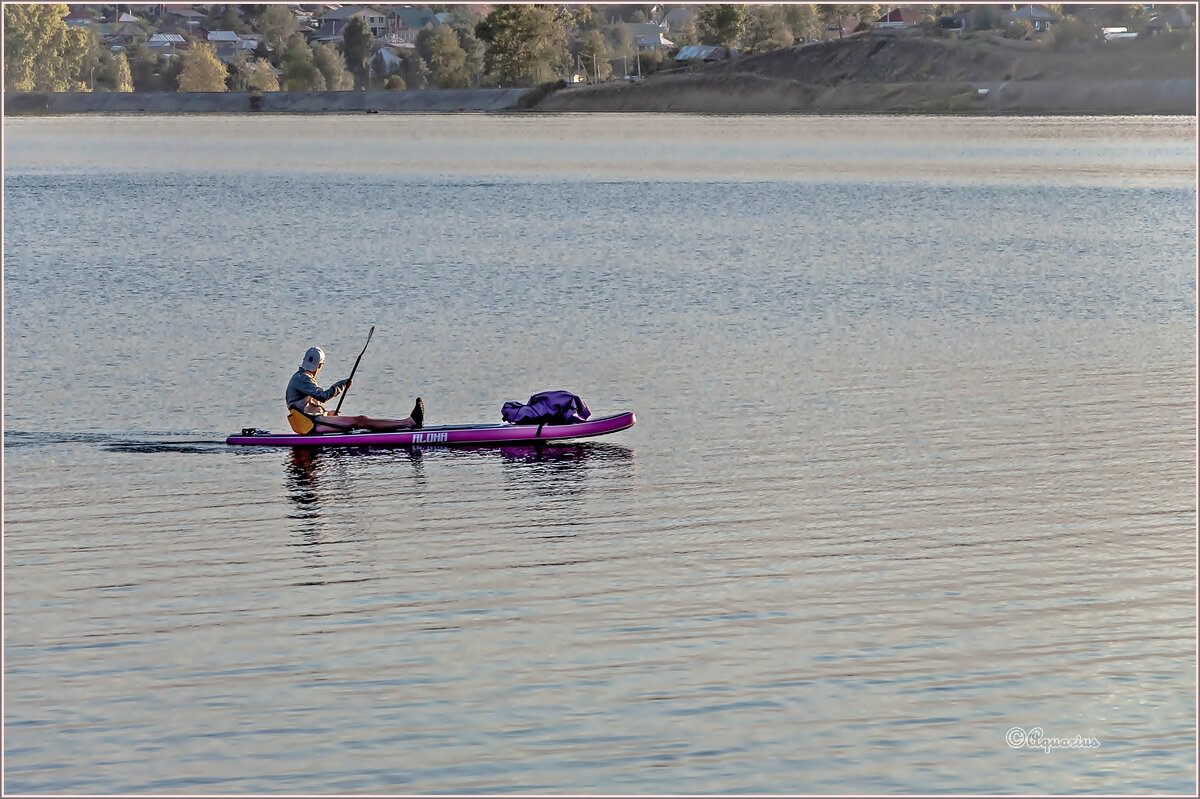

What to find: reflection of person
left=286, top=448, right=326, bottom=546
left=288, top=447, right=321, bottom=507
left=286, top=346, right=423, bottom=433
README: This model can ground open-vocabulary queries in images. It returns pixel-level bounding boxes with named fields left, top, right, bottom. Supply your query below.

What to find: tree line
left=3, top=3, right=1170, bottom=93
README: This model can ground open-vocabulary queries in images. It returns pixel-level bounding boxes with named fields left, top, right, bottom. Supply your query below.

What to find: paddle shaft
left=333, top=326, right=374, bottom=415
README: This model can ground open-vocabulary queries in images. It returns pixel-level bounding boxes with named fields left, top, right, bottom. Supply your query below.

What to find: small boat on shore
left=227, top=411, right=636, bottom=448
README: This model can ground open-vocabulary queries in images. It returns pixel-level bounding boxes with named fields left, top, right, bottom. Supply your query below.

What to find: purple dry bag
left=502, top=391, right=592, bottom=425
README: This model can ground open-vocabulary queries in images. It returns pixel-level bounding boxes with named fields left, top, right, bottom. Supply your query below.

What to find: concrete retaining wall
left=4, top=89, right=532, bottom=115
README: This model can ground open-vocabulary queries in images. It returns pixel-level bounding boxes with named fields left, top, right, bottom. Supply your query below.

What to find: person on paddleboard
left=286, top=346, right=423, bottom=433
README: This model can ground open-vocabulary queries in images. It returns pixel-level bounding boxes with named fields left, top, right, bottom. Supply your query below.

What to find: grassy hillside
left=537, top=29, right=1197, bottom=114
left=716, top=29, right=1196, bottom=84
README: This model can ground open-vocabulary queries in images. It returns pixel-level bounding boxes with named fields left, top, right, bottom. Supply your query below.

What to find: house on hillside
left=63, top=7, right=99, bottom=28
left=638, top=30, right=675, bottom=50
left=634, top=22, right=675, bottom=51
left=1144, top=6, right=1194, bottom=33
left=315, top=6, right=389, bottom=39
left=206, top=30, right=245, bottom=61
left=289, top=6, right=316, bottom=26
left=372, top=42, right=407, bottom=79
left=163, top=7, right=206, bottom=30
left=674, top=44, right=736, bottom=63
left=1002, top=4, right=1060, bottom=33
left=387, top=6, right=440, bottom=42
left=874, top=8, right=922, bottom=29
left=98, top=21, right=145, bottom=50
left=610, top=21, right=675, bottom=51
left=147, top=32, right=187, bottom=58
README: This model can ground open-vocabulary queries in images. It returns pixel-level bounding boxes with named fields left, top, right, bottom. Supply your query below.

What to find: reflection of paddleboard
left=226, top=412, right=636, bottom=448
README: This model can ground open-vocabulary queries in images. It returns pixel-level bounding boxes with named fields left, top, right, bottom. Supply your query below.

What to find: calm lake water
left=3, top=114, right=1196, bottom=794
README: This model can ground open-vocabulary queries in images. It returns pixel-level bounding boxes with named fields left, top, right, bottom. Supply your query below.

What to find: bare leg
left=313, top=414, right=413, bottom=433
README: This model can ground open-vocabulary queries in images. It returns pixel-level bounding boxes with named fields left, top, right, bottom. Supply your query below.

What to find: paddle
left=333, top=325, right=374, bottom=415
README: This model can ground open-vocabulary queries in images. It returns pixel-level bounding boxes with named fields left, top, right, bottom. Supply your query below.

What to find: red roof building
left=874, top=8, right=923, bottom=28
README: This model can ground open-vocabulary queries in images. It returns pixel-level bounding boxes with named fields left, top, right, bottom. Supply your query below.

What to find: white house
left=1002, top=4, right=1060, bottom=33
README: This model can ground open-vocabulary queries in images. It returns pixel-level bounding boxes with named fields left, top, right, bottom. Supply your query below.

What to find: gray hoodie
left=286, top=369, right=348, bottom=416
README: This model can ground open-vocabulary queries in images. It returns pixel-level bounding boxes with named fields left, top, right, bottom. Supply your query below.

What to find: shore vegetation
left=4, top=3, right=1195, bottom=100
left=178, top=42, right=227, bottom=92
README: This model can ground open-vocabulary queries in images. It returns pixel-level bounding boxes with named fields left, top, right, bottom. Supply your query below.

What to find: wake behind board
left=226, top=411, right=635, bottom=448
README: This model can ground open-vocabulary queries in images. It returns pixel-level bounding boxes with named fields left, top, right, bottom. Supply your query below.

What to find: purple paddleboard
left=226, top=411, right=636, bottom=448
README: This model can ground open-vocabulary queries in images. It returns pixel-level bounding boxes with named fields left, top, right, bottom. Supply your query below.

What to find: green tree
left=129, top=45, right=156, bottom=90
left=629, top=9, right=647, bottom=23
left=209, top=4, right=248, bottom=34
left=458, top=27, right=486, bottom=86
left=82, top=35, right=137, bottom=92
left=255, top=4, right=298, bottom=58
left=370, top=50, right=396, bottom=88
left=575, top=28, right=612, bottom=80
left=1045, top=16, right=1095, bottom=48
left=129, top=45, right=165, bottom=91
left=697, top=4, right=748, bottom=48
left=476, top=4, right=570, bottom=86
left=568, top=4, right=601, bottom=31
left=385, top=74, right=406, bottom=89
left=609, top=23, right=635, bottom=62
left=178, top=42, right=228, bottom=91
left=163, top=53, right=184, bottom=89
left=418, top=25, right=472, bottom=88
left=930, top=4, right=958, bottom=21
left=227, top=48, right=252, bottom=90
left=1114, top=4, right=1147, bottom=26
left=1005, top=18, right=1033, bottom=39
left=312, top=42, right=353, bottom=90
left=449, top=4, right=487, bottom=27
left=281, top=35, right=322, bottom=90
left=447, top=7, right=487, bottom=85
left=819, top=4, right=857, bottom=38
left=784, top=3, right=820, bottom=42
left=248, top=57, right=279, bottom=90
left=415, top=24, right=437, bottom=63
left=973, top=5, right=1001, bottom=30
left=856, top=4, right=882, bottom=26
left=342, top=16, right=373, bottom=89
left=746, top=5, right=794, bottom=52
left=671, top=11, right=700, bottom=46
left=404, top=55, right=431, bottom=90
left=109, top=51, right=134, bottom=92
left=637, top=46, right=665, bottom=74
left=4, top=3, right=92, bottom=91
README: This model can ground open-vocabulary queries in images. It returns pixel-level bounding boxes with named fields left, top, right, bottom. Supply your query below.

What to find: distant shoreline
left=4, top=80, right=1195, bottom=116
left=3, top=89, right=534, bottom=115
